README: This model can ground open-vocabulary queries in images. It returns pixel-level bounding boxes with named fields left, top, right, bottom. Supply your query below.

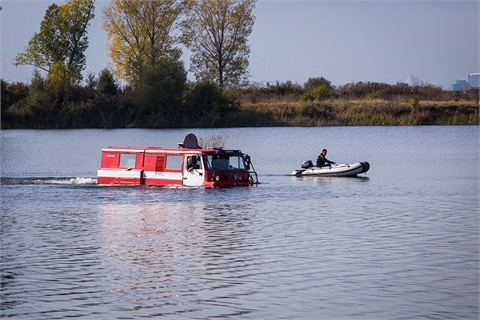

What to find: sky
left=1, top=0, right=478, bottom=89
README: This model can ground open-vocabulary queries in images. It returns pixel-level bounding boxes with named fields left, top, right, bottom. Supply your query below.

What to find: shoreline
left=2, top=101, right=478, bottom=129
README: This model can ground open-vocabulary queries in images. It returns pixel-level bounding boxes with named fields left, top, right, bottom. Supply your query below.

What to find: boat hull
left=291, top=161, right=370, bottom=177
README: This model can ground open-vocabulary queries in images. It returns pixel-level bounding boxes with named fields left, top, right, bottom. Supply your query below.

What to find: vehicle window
left=211, top=156, right=228, bottom=170
left=204, top=155, right=227, bottom=170
left=229, top=155, right=246, bottom=170
left=187, top=156, right=203, bottom=170
left=203, top=154, right=245, bottom=170
left=203, top=155, right=212, bottom=169
left=119, top=154, right=136, bottom=167
left=165, top=155, right=183, bottom=170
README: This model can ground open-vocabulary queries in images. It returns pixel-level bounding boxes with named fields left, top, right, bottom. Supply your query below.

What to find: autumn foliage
left=4, top=0, right=478, bottom=128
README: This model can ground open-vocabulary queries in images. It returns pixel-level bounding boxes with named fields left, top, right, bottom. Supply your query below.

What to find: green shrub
left=311, top=84, right=330, bottom=100
left=297, top=100, right=316, bottom=117
left=409, top=95, right=420, bottom=108
left=184, top=81, right=240, bottom=121
left=1, top=79, right=29, bottom=110
left=300, top=84, right=330, bottom=101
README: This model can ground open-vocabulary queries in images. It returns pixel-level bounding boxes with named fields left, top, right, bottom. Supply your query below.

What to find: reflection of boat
left=290, top=161, right=370, bottom=177
left=97, top=133, right=259, bottom=187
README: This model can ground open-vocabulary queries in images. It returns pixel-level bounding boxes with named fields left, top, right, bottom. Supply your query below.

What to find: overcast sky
left=1, top=0, right=478, bottom=89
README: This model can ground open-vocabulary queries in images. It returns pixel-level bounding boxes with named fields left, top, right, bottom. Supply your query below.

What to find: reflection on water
left=2, top=184, right=478, bottom=319
left=1, top=127, right=478, bottom=318
left=294, top=175, right=370, bottom=184
left=94, top=198, right=260, bottom=317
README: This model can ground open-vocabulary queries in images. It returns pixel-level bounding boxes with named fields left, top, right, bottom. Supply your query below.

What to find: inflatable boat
left=291, top=161, right=370, bottom=177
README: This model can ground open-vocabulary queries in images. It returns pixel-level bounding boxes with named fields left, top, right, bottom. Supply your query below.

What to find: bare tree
left=181, top=0, right=256, bottom=88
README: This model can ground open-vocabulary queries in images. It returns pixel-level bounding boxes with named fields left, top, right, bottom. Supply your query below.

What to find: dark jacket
left=317, top=154, right=334, bottom=167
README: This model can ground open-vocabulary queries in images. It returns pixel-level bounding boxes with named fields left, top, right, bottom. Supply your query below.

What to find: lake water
left=1, top=126, right=478, bottom=319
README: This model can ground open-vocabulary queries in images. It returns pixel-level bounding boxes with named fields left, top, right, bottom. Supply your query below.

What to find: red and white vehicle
left=97, top=134, right=259, bottom=187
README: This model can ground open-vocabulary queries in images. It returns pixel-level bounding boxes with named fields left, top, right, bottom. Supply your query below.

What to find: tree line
left=3, top=75, right=478, bottom=128
left=2, top=0, right=255, bottom=128
left=2, top=0, right=478, bottom=128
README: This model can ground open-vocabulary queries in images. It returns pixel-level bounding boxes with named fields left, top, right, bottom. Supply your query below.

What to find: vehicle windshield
left=203, top=154, right=246, bottom=170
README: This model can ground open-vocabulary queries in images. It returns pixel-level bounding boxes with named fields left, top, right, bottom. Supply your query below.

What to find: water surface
left=1, top=126, right=478, bottom=319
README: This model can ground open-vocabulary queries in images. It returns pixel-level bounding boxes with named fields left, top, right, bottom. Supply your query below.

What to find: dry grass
left=238, top=99, right=479, bottom=126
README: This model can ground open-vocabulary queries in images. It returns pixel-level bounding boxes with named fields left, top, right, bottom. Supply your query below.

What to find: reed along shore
left=2, top=79, right=478, bottom=129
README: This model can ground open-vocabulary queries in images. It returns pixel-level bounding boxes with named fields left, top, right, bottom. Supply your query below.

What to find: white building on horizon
left=405, top=74, right=423, bottom=86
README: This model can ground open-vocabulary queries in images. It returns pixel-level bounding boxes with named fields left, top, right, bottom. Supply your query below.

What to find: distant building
left=249, top=80, right=268, bottom=88
left=405, top=74, right=422, bottom=86
left=451, top=79, right=471, bottom=91
left=467, top=73, right=479, bottom=87
left=451, top=73, right=479, bottom=91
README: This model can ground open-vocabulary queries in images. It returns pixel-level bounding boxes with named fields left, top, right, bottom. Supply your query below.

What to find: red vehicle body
left=97, top=134, right=259, bottom=187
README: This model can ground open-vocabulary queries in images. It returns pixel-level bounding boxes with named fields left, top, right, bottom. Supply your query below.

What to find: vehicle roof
left=102, top=146, right=242, bottom=154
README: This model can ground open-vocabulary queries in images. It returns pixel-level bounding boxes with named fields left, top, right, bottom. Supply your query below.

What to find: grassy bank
left=2, top=99, right=478, bottom=129
left=236, top=100, right=479, bottom=127
left=2, top=78, right=478, bottom=129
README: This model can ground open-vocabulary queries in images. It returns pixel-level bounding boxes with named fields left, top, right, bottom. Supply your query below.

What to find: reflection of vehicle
left=97, top=134, right=259, bottom=187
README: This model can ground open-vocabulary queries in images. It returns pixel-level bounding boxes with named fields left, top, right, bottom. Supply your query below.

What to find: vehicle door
left=183, top=154, right=204, bottom=186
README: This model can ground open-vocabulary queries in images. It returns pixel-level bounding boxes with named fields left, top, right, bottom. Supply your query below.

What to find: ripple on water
left=1, top=171, right=478, bottom=318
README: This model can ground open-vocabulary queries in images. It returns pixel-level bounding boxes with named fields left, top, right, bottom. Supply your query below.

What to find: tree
left=97, top=68, right=117, bottom=96
left=300, top=78, right=332, bottom=102
left=28, top=69, right=51, bottom=109
left=85, top=71, right=98, bottom=90
left=184, top=81, right=239, bottom=116
left=181, top=0, right=256, bottom=88
left=102, top=0, right=186, bottom=83
left=136, top=58, right=187, bottom=113
left=14, top=0, right=95, bottom=87
left=304, top=77, right=332, bottom=92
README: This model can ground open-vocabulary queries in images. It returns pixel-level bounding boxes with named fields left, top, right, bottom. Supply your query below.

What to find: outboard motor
left=301, top=160, right=313, bottom=169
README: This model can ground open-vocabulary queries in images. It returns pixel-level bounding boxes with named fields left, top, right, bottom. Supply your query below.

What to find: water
left=1, top=126, right=478, bottom=319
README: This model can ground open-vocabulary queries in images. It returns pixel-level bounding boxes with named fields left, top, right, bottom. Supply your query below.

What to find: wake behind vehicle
left=97, top=134, right=259, bottom=187
left=291, top=159, right=370, bottom=177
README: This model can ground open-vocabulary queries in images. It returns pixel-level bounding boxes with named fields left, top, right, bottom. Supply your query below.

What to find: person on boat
left=316, top=149, right=336, bottom=167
